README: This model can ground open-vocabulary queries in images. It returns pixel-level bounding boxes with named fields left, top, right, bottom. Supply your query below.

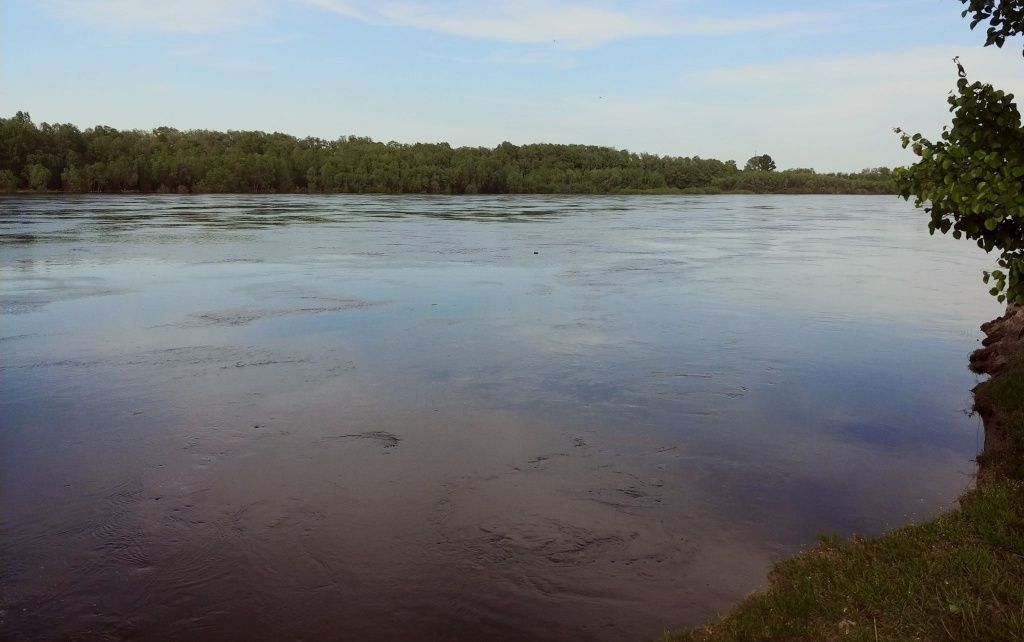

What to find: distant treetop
left=744, top=154, right=777, bottom=172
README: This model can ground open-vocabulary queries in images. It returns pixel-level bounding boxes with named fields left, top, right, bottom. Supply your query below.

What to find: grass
left=666, top=353, right=1024, bottom=642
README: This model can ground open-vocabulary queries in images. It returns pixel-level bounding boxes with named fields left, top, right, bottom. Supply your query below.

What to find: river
left=0, top=194, right=1000, bottom=640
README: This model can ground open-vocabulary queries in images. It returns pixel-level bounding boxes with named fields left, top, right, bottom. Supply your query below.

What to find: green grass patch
left=667, top=354, right=1024, bottom=642
left=666, top=481, right=1024, bottom=642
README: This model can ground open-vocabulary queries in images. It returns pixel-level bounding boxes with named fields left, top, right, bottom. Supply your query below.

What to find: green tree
left=895, top=8, right=1024, bottom=303
left=744, top=154, right=777, bottom=172
left=960, top=0, right=1024, bottom=52
left=0, top=114, right=893, bottom=196
left=61, top=166, right=86, bottom=192
left=26, top=163, right=51, bottom=191
left=0, top=169, right=17, bottom=191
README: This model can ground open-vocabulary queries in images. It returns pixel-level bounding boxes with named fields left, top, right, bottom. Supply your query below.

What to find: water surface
left=0, top=195, right=998, bottom=640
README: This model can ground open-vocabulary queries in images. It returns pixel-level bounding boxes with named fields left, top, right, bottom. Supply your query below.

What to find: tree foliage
left=744, top=154, right=777, bottom=172
left=960, top=0, right=1024, bottom=52
left=895, top=4, right=1024, bottom=303
left=896, top=77, right=1024, bottom=302
left=0, top=113, right=893, bottom=195
left=27, top=164, right=51, bottom=192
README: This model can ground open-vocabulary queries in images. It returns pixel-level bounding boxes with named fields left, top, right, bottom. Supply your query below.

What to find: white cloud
left=694, top=46, right=1024, bottom=97
left=41, top=0, right=834, bottom=46
left=386, top=45, right=1024, bottom=171
left=578, top=46, right=1024, bottom=170
left=43, top=0, right=273, bottom=33
left=304, top=0, right=832, bottom=47
left=424, top=48, right=578, bottom=69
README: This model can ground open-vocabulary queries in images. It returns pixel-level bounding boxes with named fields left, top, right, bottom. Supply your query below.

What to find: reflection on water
left=0, top=195, right=999, bottom=640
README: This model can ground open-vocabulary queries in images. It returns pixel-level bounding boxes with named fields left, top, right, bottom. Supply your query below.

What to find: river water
left=0, top=195, right=1000, bottom=640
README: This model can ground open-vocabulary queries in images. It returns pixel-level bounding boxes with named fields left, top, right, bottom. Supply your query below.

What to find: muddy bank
left=970, top=304, right=1024, bottom=482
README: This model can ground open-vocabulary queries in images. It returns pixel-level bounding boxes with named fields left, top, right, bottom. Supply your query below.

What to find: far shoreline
left=0, top=189, right=897, bottom=197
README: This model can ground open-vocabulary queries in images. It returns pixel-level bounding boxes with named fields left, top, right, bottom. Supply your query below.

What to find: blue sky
left=2, top=0, right=1023, bottom=171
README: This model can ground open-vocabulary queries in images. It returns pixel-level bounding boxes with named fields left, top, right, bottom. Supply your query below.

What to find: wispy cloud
left=402, top=44, right=1024, bottom=171
left=425, top=48, right=578, bottom=69
left=693, top=45, right=1024, bottom=105
left=42, top=0, right=273, bottom=33
left=304, top=0, right=832, bottom=47
left=565, top=45, right=1024, bottom=170
left=42, top=0, right=834, bottom=46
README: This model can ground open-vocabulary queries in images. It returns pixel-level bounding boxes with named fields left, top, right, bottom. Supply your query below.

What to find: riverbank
left=0, top=182, right=894, bottom=197
left=668, top=308, right=1024, bottom=642
left=0, top=112, right=895, bottom=196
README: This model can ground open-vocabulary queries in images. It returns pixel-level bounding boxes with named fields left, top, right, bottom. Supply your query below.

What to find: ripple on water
left=0, top=194, right=999, bottom=641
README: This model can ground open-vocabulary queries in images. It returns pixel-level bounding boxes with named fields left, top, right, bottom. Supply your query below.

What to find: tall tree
left=26, top=163, right=51, bottom=191
left=744, top=154, right=777, bottom=172
left=895, top=4, right=1024, bottom=302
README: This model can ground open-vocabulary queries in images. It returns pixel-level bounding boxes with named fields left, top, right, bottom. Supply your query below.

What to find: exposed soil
left=970, top=304, right=1023, bottom=482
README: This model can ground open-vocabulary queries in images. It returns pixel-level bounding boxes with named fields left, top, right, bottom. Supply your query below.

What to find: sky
left=2, top=0, right=1023, bottom=171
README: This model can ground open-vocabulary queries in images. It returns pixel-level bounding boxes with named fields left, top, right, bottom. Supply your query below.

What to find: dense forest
left=0, top=112, right=894, bottom=195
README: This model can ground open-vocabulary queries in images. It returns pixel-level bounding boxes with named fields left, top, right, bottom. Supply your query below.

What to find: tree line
left=0, top=112, right=894, bottom=195
left=896, top=0, right=1024, bottom=304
